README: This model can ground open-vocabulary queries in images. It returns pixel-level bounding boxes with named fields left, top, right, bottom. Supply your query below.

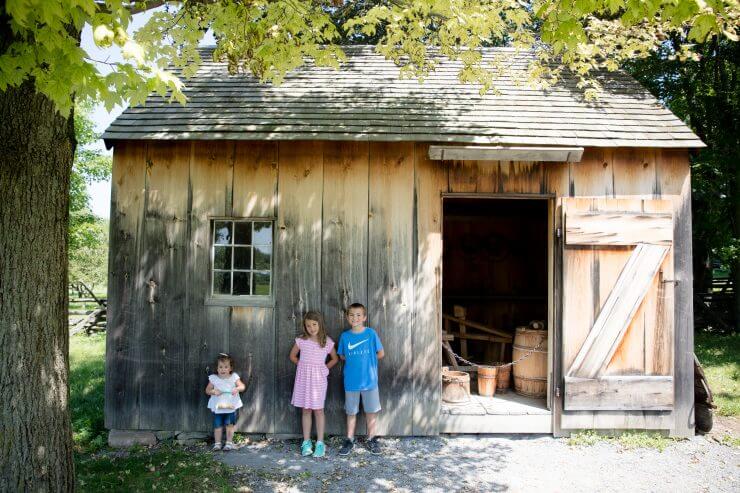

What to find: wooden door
left=562, top=198, right=675, bottom=412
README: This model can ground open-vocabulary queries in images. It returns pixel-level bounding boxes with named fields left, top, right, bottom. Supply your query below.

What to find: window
left=211, top=219, right=273, bottom=297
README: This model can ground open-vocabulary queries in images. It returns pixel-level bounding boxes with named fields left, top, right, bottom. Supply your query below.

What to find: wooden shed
left=103, top=46, right=704, bottom=438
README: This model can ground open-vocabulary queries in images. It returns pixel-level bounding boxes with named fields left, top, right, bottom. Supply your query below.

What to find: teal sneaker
left=300, top=439, right=313, bottom=456
left=313, top=441, right=326, bottom=458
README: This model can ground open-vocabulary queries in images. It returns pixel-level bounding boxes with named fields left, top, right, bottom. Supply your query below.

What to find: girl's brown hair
left=301, top=311, right=328, bottom=347
left=216, top=353, right=235, bottom=373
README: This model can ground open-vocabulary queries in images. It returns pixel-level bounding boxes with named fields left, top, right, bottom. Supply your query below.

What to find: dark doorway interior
left=442, top=198, right=548, bottom=365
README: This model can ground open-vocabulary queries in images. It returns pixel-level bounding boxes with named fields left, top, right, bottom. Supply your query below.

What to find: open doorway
left=441, top=197, right=551, bottom=432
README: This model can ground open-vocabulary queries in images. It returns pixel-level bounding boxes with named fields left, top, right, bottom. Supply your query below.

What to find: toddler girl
left=290, top=311, right=338, bottom=457
left=205, top=353, right=246, bottom=451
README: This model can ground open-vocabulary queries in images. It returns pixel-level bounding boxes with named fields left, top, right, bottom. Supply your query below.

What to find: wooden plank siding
left=231, top=142, right=279, bottom=433
left=368, top=142, right=416, bottom=435
left=137, top=142, right=190, bottom=430
left=412, top=143, right=446, bottom=435
left=320, top=141, right=370, bottom=435
left=274, top=141, right=324, bottom=433
left=184, top=141, right=234, bottom=432
left=105, top=141, right=147, bottom=430
left=106, top=141, right=693, bottom=436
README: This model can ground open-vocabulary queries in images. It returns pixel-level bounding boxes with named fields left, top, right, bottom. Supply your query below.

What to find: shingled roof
left=103, top=46, right=704, bottom=148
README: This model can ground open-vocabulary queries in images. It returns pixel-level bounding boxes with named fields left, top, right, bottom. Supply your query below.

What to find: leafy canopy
left=1, top=0, right=738, bottom=113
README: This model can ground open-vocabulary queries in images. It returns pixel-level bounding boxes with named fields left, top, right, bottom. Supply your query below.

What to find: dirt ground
left=215, top=428, right=739, bottom=493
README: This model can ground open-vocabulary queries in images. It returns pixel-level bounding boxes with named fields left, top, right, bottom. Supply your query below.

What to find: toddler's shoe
left=300, top=439, right=313, bottom=456
left=313, top=441, right=326, bottom=458
left=338, top=438, right=354, bottom=456
left=223, top=442, right=236, bottom=451
left=212, top=442, right=222, bottom=451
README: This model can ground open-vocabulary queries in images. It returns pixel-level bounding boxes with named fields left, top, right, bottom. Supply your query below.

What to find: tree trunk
left=0, top=80, right=76, bottom=490
left=734, top=167, right=740, bottom=330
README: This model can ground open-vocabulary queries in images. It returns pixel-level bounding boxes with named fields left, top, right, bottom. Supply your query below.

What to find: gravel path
left=217, top=434, right=739, bottom=492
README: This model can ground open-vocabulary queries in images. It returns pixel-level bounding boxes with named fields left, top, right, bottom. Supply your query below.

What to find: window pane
left=234, top=222, right=252, bottom=245
left=234, top=247, right=252, bottom=270
left=214, top=222, right=232, bottom=245
left=254, top=245, right=271, bottom=270
left=233, top=272, right=251, bottom=295
left=213, top=246, right=232, bottom=270
left=213, top=272, right=231, bottom=294
left=253, top=222, right=273, bottom=245
left=253, top=272, right=271, bottom=295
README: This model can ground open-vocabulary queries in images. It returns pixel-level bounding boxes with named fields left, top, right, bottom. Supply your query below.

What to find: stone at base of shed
left=108, top=429, right=210, bottom=447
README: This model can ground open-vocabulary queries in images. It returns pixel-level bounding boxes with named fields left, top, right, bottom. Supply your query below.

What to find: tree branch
left=94, top=0, right=168, bottom=15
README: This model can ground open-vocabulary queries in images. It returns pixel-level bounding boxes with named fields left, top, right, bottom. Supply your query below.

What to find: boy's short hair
left=346, top=303, right=367, bottom=316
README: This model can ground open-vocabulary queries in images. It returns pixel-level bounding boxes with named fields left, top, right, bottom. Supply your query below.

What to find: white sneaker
left=212, top=442, right=222, bottom=451
left=223, top=441, right=236, bottom=451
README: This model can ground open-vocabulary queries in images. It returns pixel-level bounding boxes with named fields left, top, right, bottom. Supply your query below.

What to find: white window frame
left=205, top=217, right=275, bottom=307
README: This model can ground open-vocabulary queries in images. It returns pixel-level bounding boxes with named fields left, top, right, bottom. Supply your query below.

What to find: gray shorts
left=344, top=388, right=381, bottom=415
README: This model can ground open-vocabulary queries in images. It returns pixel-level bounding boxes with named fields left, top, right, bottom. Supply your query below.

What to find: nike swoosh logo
left=347, top=339, right=368, bottom=350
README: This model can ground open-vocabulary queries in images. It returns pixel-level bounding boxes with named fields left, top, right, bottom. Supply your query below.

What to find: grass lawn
left=70, top=333, right=235, bottom=492
left=695, top=331, right=740, bottom=417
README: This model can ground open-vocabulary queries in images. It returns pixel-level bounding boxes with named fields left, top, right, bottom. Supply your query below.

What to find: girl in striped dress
left=290, top=311, right=338, bottom=457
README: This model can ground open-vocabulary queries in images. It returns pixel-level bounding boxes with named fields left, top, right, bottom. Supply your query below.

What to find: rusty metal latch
left=659, top=270, right=678, bottom=285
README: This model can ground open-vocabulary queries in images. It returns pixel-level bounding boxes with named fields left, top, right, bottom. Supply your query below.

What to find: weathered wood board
left=320, top=141, right=369, bottom=435
left=565, top=376, right=673, bottom=411
left=105, top=141, right=147, bottom=430
left=231, top=141, right=278, bottom=433
left=566, top=212, right=673, bottom=246
left=185, top=141, right=234, bottom=431
left=230, top=307, right=273, bottom=432
left=274, top=141, right=323, bottom=434
left=412, top=142, right=446, bottom=434
left=138, top=141, right=190, bottom=430
left=368, top=142, right=415, bottom=435
left=658, top=150, right=693, bottom=437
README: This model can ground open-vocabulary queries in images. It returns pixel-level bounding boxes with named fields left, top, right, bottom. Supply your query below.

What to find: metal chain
left=446, top=339, right=545, bottom=369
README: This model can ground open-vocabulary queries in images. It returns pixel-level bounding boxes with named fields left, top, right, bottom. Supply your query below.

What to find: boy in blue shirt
left=336, top=303, right=384, bottom=455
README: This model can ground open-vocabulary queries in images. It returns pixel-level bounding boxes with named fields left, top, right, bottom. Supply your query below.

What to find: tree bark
left=0, top=78, right=76, bottom=492
left=734, top=167, right=740, bottom=330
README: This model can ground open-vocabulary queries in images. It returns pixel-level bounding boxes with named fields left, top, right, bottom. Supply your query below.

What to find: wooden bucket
left=512, top=327, right=548, bottom=398
left=492, top=363, right=511, bottom=393
left=477, top=366, right=497, bottom=397
left=442, top=370, right=470, bottom=403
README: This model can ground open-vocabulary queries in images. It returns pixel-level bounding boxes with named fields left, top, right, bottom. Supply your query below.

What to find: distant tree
left=1, top=1, right=737, bottom=489
left=69, top=103, right=111, bottom=293
left=627, top=35, right=740, bottom=327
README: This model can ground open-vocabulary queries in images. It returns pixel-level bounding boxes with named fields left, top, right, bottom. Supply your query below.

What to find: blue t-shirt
left=337, top=328, right=384, bottom=392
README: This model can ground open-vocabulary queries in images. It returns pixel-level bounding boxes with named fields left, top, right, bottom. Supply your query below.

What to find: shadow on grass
left=76, top=446, right=233, bottom=492
left=70, top=333, right=107, bottom=452
left=70, top=334, right=236, bottom=492
left=695, top=331, right=740, bottom=416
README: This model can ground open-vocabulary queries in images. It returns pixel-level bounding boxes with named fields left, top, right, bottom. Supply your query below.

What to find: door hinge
left=555, top=386, right=561, bottom=398
left=555, top=227, right=562, bottom=239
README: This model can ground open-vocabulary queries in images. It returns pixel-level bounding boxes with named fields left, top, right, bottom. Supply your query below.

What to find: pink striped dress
left=291, top=337, right=334, bottom=410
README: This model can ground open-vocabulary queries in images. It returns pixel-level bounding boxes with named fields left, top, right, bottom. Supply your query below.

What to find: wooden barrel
left=477, top=366, right=498, bottom=397
left=442, top=370, right=470, bottom=403
left=512, top=327, right=548, bottom=398
left=492, top=363, right=511, bottom=393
